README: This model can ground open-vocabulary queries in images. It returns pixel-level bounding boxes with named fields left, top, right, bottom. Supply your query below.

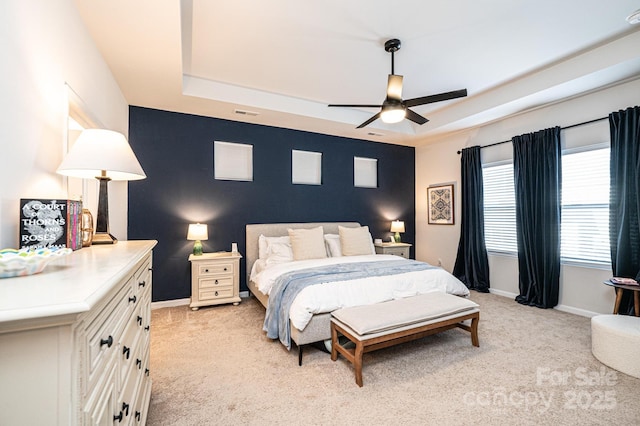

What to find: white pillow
left=265, top=240, right=294, bottom=264
left=324, top=234, right=342, bottom=257
left=339, top=225, right=375, bottom=256
left=258, top=235, right=290, bottom=259
left=288, top=226, right=328, bottom=261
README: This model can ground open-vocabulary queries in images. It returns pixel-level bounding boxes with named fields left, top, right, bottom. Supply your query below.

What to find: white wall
left=416, top=78, right=640, bottom=316
left=0, top=0, right=129, bottom=248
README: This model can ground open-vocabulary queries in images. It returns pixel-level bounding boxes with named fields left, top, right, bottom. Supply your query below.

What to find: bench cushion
left=331, top=291, right=479, bottom=335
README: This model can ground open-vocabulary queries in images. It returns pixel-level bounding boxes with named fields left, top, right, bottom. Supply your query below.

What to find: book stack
left=610, top=277, right=639, bottom=286
left=19, top=199, right=83, bottom=250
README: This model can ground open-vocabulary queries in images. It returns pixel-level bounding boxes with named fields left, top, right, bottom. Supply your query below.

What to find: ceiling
left=74, top=0, right=640, bottom=147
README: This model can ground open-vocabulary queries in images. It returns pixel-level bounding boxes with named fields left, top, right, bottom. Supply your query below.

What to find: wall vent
left=234, top=109, right=259, bottom=117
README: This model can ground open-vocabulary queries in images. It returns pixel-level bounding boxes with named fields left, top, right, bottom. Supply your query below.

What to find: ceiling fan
left=328, top=38, right=468, bottom=129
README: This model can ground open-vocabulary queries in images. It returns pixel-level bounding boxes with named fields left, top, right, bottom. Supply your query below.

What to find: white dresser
left=0, top=240, right=157, bottom=425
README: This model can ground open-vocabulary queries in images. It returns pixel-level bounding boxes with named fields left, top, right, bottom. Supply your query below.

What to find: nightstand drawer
left=200, top=286, right=234, bottom=301
left=199, top=276, right=233, bottom=288
left=198, top=262, right=234, bottom=275
left=385, top=247, right=409, bottom=258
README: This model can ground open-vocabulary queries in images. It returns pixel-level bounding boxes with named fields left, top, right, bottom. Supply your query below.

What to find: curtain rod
left=456, top=116, right=608, bottom=154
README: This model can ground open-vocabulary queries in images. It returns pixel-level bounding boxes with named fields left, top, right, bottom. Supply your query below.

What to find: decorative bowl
left=0, top=247, right=73, bottom=278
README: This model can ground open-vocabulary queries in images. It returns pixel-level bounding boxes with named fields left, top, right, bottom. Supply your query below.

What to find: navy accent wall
left=128, top=106, right=415, bottom=302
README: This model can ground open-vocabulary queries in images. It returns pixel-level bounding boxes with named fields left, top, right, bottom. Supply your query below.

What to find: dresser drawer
left=385, top=247, right=409, bottom=258
left=199, top=276, right=233, bottom=288
left=85, top=278, right=134, bottom=392
left=199, top=286, right=234, bottom=301
left=198, top=262, right=234, bottom=275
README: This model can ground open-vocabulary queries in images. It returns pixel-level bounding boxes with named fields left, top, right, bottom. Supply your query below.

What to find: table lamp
left=390, top=220, right=405, bottom=243
left=187, top=223, right=208, bottom=256
left=57, top=129, right=146, bottom=244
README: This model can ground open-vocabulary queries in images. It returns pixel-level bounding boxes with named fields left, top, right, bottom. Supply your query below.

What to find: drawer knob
left=123, top=346, right=130, bottom=360
left=215, top=291, right=219, bottom=297
left=215, top=279, right=219, bottom=284
left=122, top=402, right=130, bottom=416
left=135, top=411, right=141, bottom=421
left=223, top=267, right=228, bottom=271
left=145, top=368, right=150, bottom=376
left=100, top=335, right=113, bottom=348
left=129, top=295, right=137, bottom=304
left=144, top=325, right=150, bottom=332
left=204, top=269, right=209, bottom=273
left=138, top=281, right=146, bottom=288
left=137, top=315, right=143, bottom=326
left=114, top=411, right=123, bottom=422
left=136, top=358, right=142, bottom=369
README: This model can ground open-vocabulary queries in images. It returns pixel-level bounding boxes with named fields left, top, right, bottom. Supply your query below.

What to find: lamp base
left=91, top=232, right=118, bottom=245
left=394, top=232, right=401, bottom=243
left=192, top=240, right=203, bottom=256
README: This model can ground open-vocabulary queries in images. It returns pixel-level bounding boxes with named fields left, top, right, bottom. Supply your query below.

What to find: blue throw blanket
left=263, top=260, right=437, bottom=348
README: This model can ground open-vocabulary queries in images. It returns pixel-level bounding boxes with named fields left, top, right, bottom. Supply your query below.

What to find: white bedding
left=251, top=254, right=470, bottom=332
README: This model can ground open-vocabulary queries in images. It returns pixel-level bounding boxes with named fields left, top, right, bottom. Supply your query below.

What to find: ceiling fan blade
left=404, top=89, right=467, bottom=107
left=356, top=112, right=381, bottom=129
left=386, top=74, right=403, bottom=101
left=328, top=104, right=382, bottom=108
left=405, top=108, right=429, bottom=125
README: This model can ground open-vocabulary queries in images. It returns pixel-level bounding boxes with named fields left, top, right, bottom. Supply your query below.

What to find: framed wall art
left=427, top=183, right=455, bottom=225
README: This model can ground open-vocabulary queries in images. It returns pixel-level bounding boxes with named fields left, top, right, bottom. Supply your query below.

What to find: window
left=560, top=147, right=610, bottom=266
left=483, top=162, right=517, bottom=254
left=482, top=145, right=611, bottom=266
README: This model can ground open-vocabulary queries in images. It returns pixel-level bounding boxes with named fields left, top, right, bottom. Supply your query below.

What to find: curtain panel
left=512, top=127, right=562, bottom=309
left=609, top=106, right=640, bottom=315
left=453, top=146, right=490, bottom=292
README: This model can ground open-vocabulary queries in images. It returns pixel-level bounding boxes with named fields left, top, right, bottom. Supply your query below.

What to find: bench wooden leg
left=330, top=322, right=338, bottom=361
left=470, top=316, right=479, bottom=347
left=354, top=342, right=364, bottom=387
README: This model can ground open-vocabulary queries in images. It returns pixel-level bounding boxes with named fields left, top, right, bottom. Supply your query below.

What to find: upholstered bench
left=591, top=314, right=640, bottom=379
left=330, top=292, right=480, bottom=387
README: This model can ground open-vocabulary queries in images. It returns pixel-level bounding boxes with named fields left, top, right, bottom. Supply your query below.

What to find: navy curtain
left=453, top=146, right=490, bottom=292
left=513, top=127, right=562, bottom=308
left=609, top=106, right=640, bottom=315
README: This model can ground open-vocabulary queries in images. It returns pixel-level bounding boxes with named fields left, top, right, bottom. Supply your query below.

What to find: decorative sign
left=427, top=184, right=455, bottom=225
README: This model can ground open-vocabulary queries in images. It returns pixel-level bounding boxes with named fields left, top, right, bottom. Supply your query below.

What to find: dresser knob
left=215, top=279, right=219, bottom=284
left=224, top=267, right=228, bottom=271
left=215, top=291, right=218, bottom=296
left=144, top=325, right=150, bottom=332
left=137, top=316, right=143, bottom=326
left=114, top=411, right=123, bottom=422
left=100, top=335, right=113, bottom=348
left=135, top=411, right=141, bottom=422
left=129, top=295, right=137, bottom=304
left=145, top=368, right=150, bottom=376
left=136, top=358, right=142, bottom=369
left=122, top=402, right=130, bottom=416
left=123, top=346, right=130, bottom=359
left=138, top=281, right=146, bottom=288
left=205, top=269, right=209, bottom=273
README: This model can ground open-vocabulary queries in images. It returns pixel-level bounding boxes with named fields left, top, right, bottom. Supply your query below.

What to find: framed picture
left=427, top=184, right=455, bottom=225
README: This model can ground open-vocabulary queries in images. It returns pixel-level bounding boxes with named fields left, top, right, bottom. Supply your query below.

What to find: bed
left=245, top=222, right=470, bottom=363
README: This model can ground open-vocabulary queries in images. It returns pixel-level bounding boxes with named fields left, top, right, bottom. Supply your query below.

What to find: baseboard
left=151, top=298, right=190, bottom=310
left=151, top=292, right=251, bottom=310
left=488, top=288, right=598, bottom=318
left=488, top=288, right=518, bottom=298
left=555, top=304, right=599, bottom=318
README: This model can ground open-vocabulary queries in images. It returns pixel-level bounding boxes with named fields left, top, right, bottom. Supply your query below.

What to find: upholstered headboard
left=245, top=222, right=361, bottom=279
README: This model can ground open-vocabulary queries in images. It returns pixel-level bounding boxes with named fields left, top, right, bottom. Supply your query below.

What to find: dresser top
left=0, top=240, right=157, bottom=328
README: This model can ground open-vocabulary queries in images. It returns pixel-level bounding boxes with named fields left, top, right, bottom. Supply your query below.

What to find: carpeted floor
left=147, top=292, right=639, bottom=425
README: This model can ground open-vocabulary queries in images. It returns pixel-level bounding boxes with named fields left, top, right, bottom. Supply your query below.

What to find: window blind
left=483, top=162, right=517, bottom=254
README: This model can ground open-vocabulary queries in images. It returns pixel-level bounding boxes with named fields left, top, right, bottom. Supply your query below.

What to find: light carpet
left=147, top=292, right=639, bottom=425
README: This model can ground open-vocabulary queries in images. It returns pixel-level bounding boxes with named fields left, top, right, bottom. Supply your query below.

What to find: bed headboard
left=245, top=222, right=361, bottom=279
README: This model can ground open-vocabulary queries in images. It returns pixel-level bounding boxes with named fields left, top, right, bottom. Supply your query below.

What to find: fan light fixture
left=627, top=9, right=640, bottom=24
left=381, top=106, right=406, bottom=124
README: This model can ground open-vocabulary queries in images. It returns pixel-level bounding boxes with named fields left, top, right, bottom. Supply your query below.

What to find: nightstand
left=374, top=242, right=412, bottom=258
left=189, top=252, right=242, bottom=310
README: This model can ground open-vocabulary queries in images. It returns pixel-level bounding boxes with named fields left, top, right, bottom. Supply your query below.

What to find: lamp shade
left=57, top=129, right=146, bottom=181
left=187, top=223, right=208, bottom=241
left=390, top=220, right=405, bottom=233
